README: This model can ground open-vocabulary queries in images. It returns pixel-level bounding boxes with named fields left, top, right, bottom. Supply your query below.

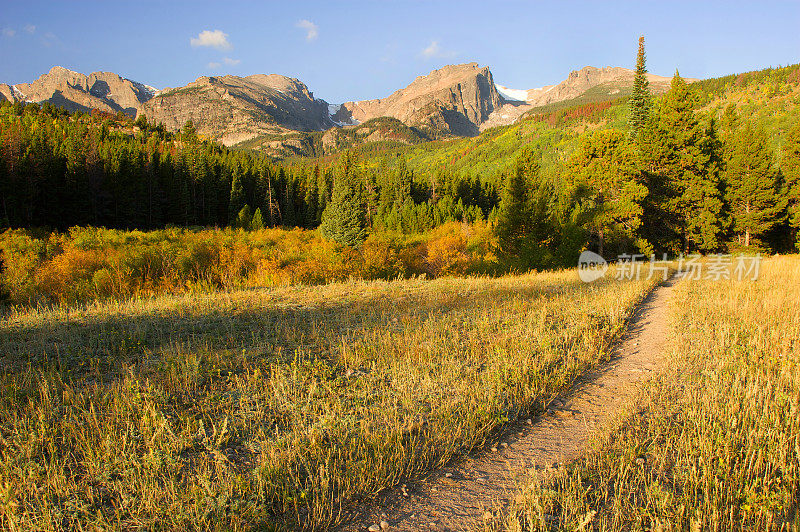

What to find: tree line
left=489, top=37, right=800, bottom=268
left=2, top=38, right=799, bottom=269
left=0, top=101, right=494, bottom=233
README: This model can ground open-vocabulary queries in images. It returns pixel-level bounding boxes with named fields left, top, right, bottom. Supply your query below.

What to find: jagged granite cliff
left=2, top=64, right=692, bottom=147
left=484, top=66, right=690, bottom=130
left=0, top=66, right=155, bottom=116
left=138, top=74, right=333, bottom=145
left=331, top=63, right=502, bottom=136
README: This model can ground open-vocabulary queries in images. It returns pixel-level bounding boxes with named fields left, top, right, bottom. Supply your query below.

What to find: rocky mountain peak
left=332, top=62, right=501, bottom=136
left=138, top=73, right=332, bottom=146
left=2, top=62, right=697, bottom=149
left=4, top=66, right=156, bottom=116
left=245, top=74, right=314, bottom=99
left=485, top=65, right=692, bottom=131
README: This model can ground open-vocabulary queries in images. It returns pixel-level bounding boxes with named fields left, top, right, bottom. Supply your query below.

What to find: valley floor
left=507, top=255, right=800, bottom=531
left=338, top=272, right=679, bottom=531
left=0, top=267, right=658, bottom=530
left=1, top=257, right=797, bottom=531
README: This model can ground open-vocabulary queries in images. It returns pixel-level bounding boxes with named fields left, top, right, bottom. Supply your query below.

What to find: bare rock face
left=0, top=84, right=16, bottom=103
left=4, top=66, right=156, bottom=116
left=332, top=63, right=502, bottom=137
left=522, top=66, right=676, bottom=107
left=485, top=66, right=693, bottom=130
left=2, top=63, right=698, bottom=145
left=138, top=74, right=333, bottom=145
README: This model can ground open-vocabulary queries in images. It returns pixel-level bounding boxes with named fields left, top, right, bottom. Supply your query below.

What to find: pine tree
left=782, top=122, right=800, bottom=249
left=496, top=150, right=534, bottom=255
left=182, top=120, right=197, bottom=141
left=362, top=168, right=379, bottom=226
left=250, top=207, right=265, bottom=230
left=392, top=156, right=412, bottom=204
left=682, top=119, right=726, bottom=251
left=317, top=167, right=331, bottom=223
left=303, top=174, right=319, bottom=228
left=228, top=169, right=245, bottom=226
left=629, top=36, right=651, bottom=140
left=282, top=178, right=296, bottom=227
left=319, top=152, right=367, bottom=246
left=566, top=130, right=648, bottom=256
left=261, top=166, right=280, bottom=227
left=497, top=158, right=530, bottom=255
left=235, top=205, right=253, bottom=230
left=726, top=123, right=786, bottom=248
left=640, top=71, right=724, bottom=253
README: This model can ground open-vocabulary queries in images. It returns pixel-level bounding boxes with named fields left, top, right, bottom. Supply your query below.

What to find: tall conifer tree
left=567, top=130, right=648, bottom=256
left=782, top=122, right=800, bottom=249
left=496, top=150, right=534, bottom=255
left=726, top=123, right=785, bottom=248
left=629, top=36, right=651, bottom=140
left=640, top=72, right=724, bottom=252
left=320, top=152, right=367, bottom=247
left=228, top=169, right=246, bottom=226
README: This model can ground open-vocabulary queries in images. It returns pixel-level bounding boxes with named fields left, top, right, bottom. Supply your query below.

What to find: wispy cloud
left=295, top=19, right=318, bottom=41
left=421, top=40, right=456, bottom=59
left=24, top=24, right=36, bottom=34
left=2, top=28, right=15, bottom=38
left=41, top=31, right=60, bottom=48
left=207, top=58, right=240, bottom=70
left=190, top=29, right=232, bottom=50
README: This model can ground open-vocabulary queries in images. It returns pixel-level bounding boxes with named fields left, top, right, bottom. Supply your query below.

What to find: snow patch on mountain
left=328, top=103, right=359, bottom=127
left=129, top=79, right=159, bottom=97
left=495, top=84, right=528, bottom=102
left=11, top=85, right=26, bottom=100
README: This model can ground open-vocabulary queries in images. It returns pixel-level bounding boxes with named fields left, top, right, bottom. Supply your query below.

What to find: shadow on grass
left=0, top=274, right=593, bottom=379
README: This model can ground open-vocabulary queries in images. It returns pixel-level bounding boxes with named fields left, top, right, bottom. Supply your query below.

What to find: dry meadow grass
left=506, top=255, right=800, bottom=531
left=0, top=267, right=661, bottom=530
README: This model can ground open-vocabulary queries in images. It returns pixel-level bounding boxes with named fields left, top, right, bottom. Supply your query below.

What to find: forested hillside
left=1, top=58, right=799, bottom=271
left=0, top=103, right=495, bottom=239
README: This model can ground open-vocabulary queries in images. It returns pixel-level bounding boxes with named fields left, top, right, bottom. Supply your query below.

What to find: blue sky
left=1, top=1, right=798, bottom=103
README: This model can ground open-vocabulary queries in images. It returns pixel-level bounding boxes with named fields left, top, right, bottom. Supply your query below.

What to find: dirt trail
left=337, top=276, right=680, bottom=532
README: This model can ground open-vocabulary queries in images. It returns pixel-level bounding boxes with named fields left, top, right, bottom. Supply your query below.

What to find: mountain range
left=0, top=66, right=156, bottom=116
left=1, top=63, right=688, bottom=150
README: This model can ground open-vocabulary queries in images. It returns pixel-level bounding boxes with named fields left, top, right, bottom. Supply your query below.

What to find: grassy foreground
left=507, top=255, right=800, bottom=531
left=0, top=267, right=661, bottom=530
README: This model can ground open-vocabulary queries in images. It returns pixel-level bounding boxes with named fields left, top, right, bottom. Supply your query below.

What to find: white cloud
left=207, top=58, right=239, bottom=70
left=41, top=31, right=59, bottom=48
left=190, top=29, right=232, bottom=50
left=421, top=40, right=456, bottom=59
left=24, top=24, right=36, bottom=34
left=296, top=19, right=318, bottom=41
left=2, top=28, right=15, bottom=38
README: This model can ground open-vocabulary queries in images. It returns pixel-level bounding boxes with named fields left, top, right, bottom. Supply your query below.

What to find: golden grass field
left=507, top=256, right=800, bottom=531
left=0, top=266, right=661, bottom=530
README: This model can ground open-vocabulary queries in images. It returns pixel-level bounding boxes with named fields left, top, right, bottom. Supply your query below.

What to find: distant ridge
left=138, top=74, right=333, bottom=145
left=0, top=66, right=155, bottom=116
left=331, top=63, right=502, bottom=136
left=483, top=66, right=696, bottom=130
left=1, top=63, right=695, bottom=145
